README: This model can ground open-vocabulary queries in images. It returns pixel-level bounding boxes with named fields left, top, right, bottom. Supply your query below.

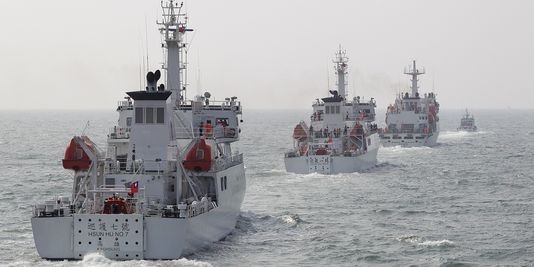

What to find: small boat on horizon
left=457, top=109, right=477, bottom=132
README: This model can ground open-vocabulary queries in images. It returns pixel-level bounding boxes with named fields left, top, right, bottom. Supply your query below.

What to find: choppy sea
left=1, top=109, right=534, bottom=266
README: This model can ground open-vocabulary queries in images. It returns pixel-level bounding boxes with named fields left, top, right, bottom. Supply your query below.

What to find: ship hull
left=31, top=164, right=245, bottom=260
left=380, top=131, right=439, bottom=147
left=284, top=134, right=380, bottom=174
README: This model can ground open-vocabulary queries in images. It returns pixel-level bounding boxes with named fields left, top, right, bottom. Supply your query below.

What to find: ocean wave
left=302, top=172, right=360, bottom=179
left=397, top=234, right=421, bottom=244
left=280, top=213, right=305, bottom=226
left=373, top=209, right=394, bottom=214
left=237, top=211, right=306, bottom=232
left=418, top=239, right=454, bottom=247
left=253, top=168, right=288, bottom=177
left=380, top=145, right=432, bottom=153
left=6, top=253, right=214, bottom=267
left=397, top=235, right=454, bottom=248
left=440, top=130, right=491, bottom=140
left=374, top=162, right=407, bottom=169
left=439, top=131, right=470, bottom=139
left=79, top=252, right=214, bottom=267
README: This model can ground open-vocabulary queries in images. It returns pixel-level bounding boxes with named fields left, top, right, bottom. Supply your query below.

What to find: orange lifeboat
left=316, top=148, right=328, bottom=155
left=183, top=138, right=212, bottom=172
left=62, top=136, right=95, bottom=171
left=293, top=124, right=308, bottom=141
left=350, top=123, right=364, bottom=137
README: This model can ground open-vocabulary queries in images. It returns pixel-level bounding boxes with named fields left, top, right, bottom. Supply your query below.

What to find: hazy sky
left=0, top=0, right=533, bottom=110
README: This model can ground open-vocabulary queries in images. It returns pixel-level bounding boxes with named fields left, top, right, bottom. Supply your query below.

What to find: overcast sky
left=0, top=0, right=532, bottom=110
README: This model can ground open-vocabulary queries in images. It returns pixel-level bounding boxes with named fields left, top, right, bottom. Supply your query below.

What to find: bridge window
left=145, top=108, right=154, bottom=124
left=156, top=108, right=165, bottom=124
left=135, top=108, right=143, bottom=123
left=335, top=106, right=340, bottom=114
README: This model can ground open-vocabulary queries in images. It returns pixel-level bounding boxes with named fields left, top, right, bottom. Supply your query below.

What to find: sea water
left=1, top=109, right=534, bottom=266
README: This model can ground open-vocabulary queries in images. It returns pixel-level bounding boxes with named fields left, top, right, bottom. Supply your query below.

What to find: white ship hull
left=32, top=164, right=245, bottom=260
left=380, top=130, right=439, bottom=147
left=285, top=134, right=379, bottom=174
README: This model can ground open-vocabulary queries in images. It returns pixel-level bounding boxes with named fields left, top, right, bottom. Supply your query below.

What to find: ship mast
left=334, top=46, right=349, bottom=100
left=158, top=0, right=192, bottom=108
left=404, top=60, right=425, bottom=97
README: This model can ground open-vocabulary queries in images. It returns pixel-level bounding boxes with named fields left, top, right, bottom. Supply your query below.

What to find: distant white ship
left=31, top=1, right=246, bottom=260
left=458, top=109, right=477, bottom=132
left=284, top=47, right=380, bottom=174
left=379, top=61, right=440, bottom=147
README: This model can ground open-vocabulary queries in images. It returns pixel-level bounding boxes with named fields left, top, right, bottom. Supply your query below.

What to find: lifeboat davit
left=183, top=138, right=212, bottom=172
left=293, top=123, right=308, bottom=141
left=62, top=136, right=95, bottom=171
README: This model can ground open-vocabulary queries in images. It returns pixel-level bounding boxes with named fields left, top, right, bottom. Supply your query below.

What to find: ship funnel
left=146, top=70, right=161, bottom=92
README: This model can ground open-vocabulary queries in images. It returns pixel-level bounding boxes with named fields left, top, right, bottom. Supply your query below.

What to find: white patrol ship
left=31, top=1, right=246, bottom=260
left=284, top=47, right=380, bottom=174
left=379, top=61, right=440, bottom=147
left=458, top=109, right=477, bottom=132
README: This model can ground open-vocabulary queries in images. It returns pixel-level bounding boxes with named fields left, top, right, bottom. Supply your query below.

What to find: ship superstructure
left=31, top=1, right=245, bottom=260
left=458, top=109, right=477, bottom=132
left=284, top=48, right=380, bottom=174
left=379, top=61, right=440, bottom=147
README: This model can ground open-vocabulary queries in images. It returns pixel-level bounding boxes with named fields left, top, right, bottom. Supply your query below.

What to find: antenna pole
left=333, top=45, right=349, bottom=100
left=158, top=0, right=193, bottom=108
left=404, top=60, right=425, bottom=97
left=145, top=15, right=150, bottom=72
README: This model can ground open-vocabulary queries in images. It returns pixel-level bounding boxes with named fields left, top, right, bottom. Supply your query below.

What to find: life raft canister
left=183, top=138, right=212, bottom=172
left=62, top=137, right=94, bottom=171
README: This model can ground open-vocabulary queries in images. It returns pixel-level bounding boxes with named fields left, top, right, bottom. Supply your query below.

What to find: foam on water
left=440, top=131, right=471, bottom=139
left=9, top=253, right=213, bottom=267
left=380, top=145, right=432, bottom=154
left=440, top=130, right=492, bottom=140
left=78, top=253, right=213, bottom=267
left=397, top=235, right=454, bottom=248
left=418, top=239, right=455, bottom=247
